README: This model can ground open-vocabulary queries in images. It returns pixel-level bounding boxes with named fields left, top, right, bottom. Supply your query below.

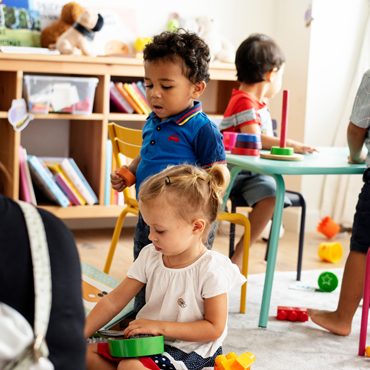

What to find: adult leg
left=231, top=196, right=275, bottom=270
left=308, top=250, right=366, bottom=335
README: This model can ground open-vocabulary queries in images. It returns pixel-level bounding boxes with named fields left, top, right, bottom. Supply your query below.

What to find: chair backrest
left=108, top=123, right=142, bottom=204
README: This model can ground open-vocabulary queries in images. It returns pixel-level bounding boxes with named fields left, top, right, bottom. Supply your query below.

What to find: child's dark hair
left=235, top=33, right=285, bottom=84
left=138, top=164, right=230, bottom=238
left=143, top=29, right=211, bottom=84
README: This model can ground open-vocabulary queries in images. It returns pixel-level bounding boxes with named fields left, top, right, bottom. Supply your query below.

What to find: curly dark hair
left=235, top=33, right=285, bottom=84
left=143, top=29, right=211, bottom=84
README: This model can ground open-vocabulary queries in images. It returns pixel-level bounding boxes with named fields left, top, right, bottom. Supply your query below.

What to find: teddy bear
left=197, top=16, right=235, bottom=63
left=56, top=9, right=104, bottom=57
left=40, top=2, right=84, bottom=49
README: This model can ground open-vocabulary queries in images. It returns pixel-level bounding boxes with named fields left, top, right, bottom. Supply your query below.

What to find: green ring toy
left=108, top=335, right=164, bottom=357
left=270, top=146, right=294, bottom=156
left=318, top=271, right=338, bottom=292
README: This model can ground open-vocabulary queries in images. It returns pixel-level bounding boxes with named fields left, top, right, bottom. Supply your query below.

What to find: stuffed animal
left=56, top=9, right=104, bottom=57
left=197, top=16, right=235, bottom=63
left=40, top=2, right=83, bottom=49
left=167, top=13, right=200, bottom=34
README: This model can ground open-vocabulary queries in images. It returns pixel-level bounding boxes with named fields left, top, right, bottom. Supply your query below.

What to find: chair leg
left=103, top=209, right=128, bottom=274
left=240, top=219, right=251, bottom=314
left=296, top=194, right=306, bottom=281
left=229, top=198, right=237, bottom=258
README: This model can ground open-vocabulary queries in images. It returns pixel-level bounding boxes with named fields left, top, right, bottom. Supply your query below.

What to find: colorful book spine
left=68, top=158, right=98, bottom=205
left=104, top=139, right=113, bottom=206
left=23, top=147, right=37, bottom=206
left=109, top=81, right=134, bottom=114
left=19, top=146, right=32, bottom=203
left=132, top=82, right=150, bottom=108
left=124, top=83, right=150, bottom=115
left=27, top=156, right=70, bottom=207
left=115, top=82, right=142, bottom=114
left=40, top=157, right=95, bottom=205
left=135, top=81, right=147, bottom=102
left=43, top=161, right=86, bottom=206
left=54, top=173, right=80, bottom=205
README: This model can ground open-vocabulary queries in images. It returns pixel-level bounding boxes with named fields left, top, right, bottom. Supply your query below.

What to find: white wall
left=301, top=0, right=369, bottom=231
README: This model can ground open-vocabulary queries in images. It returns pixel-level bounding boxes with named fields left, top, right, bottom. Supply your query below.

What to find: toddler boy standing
left=111, top=30, right=226, bottom=313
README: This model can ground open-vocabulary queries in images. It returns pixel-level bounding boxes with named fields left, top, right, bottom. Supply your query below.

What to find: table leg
left=222, top=165, right=243, bottom=211
left=259, top=174, right=285, bottom=328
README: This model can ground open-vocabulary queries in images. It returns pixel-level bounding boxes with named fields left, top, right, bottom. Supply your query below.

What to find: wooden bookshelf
left=0, top=53, right=237, bottom=220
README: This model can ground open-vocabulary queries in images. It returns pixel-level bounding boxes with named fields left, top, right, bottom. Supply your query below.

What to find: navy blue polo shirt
left=136, top=101, right=226, bottom=196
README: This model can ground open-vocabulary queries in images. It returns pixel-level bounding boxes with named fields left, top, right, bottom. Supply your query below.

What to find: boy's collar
left=148, top=101, right=202, bottom=125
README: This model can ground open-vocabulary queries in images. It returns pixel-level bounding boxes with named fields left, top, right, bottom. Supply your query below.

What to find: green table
left=224, top=147, right=366, bottom=328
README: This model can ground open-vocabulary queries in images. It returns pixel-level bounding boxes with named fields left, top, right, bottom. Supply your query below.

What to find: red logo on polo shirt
left=168, top=134, right=179, bottom=143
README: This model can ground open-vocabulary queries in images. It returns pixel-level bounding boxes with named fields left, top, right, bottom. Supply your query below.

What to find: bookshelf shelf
left=0, top=53, right=237, bottom=221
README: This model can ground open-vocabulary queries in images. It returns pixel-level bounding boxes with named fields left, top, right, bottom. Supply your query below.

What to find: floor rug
left=224, top=268, right=369, bottom=369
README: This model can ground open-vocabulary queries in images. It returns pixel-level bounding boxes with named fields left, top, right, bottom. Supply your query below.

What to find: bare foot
left=307, top=308, right=352, bottom=336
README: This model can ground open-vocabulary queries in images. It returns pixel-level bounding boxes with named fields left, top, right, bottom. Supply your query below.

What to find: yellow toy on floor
left=214, top=352, right=255, bottom=370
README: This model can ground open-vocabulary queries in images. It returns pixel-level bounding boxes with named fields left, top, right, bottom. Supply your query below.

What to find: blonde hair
left=138, top=164, right=230, bottom=236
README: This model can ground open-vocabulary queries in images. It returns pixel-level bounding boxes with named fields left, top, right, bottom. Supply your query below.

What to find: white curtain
left=320, top=11, right=370, bottom=228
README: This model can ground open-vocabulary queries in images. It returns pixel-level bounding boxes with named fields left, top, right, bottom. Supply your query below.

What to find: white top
left=127, top=244, right=246, bottom=358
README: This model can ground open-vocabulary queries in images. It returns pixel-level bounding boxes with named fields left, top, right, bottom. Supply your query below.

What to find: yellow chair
left=103, top=123, right=142, bottom=274
left=104, top=122, right=250, bottom=313
left=217, top=211, right=250, bottom=313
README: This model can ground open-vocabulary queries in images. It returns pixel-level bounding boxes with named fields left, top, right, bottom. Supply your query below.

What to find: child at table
left=308, top=69, right=370, bottom=335
left=110, top=29, right=226, bottom=313
left=85, top=164, right=246, bottom=370
left=219, top=33, right=317, bottom=271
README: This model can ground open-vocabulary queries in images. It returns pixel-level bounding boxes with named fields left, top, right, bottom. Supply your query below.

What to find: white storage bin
left=23, top=75, right=99, bottom=115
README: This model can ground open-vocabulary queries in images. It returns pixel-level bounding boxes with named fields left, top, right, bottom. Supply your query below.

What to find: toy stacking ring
left=117, top=167, right=136, bottom=187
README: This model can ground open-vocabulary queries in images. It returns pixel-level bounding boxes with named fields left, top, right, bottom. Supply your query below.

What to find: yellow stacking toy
left=318, top=242, right=343, bottom=264
left=214, top=352, right=255, bottom=370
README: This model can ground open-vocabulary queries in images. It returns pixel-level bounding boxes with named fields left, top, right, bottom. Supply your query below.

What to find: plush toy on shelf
left=56, top=8, right=104, bottom=57
left=40, top=2, right=84, bottom=49
left=197, top=16, right=235, bottom=63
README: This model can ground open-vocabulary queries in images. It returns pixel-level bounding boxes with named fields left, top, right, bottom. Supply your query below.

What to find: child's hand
left=348, top=151, right=367, bottom=164
left=123, top=318, right=163, bottom=338
left=111, top=167, right=127, bottom=192
left=287, top=140, right=318, bottom=154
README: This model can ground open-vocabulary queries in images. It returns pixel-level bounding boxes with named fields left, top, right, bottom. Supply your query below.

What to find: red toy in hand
left=277, top=306, right=308, bottom=322
left=117, top=167, right=136, bottom=187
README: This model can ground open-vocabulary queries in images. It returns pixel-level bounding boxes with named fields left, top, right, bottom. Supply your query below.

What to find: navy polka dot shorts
left=148, top=345, right=222, bottom=370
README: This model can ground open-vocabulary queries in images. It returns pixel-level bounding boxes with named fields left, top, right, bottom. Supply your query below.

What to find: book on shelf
left=109, top=81, right=134, bottom=114
left=135, top=81, right=147, bottom=102
left=131, top=82, right=150, bottom=108
left=123, top=83, right=151, bottom=115
left=68, top=158, right=98, bottom=205
left=22, top=147, right=37, bottom=206
left=27, top=156, right=70, bottom=208
left=115, top=82, right=143, bottom=114
left=39, top=157, right=96, bottom=206
left=81, top=262, right=135, bottom=330
left=105, top=140, right=113, bottom=206
left=19, top=146, right=32, bottom=204
left=43, top=160, right=86, bottom=206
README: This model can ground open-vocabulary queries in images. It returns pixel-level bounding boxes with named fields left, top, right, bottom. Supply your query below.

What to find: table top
left=226, top=147, right=366, bottom=175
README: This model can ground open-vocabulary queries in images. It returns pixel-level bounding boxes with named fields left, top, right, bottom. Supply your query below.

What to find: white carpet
left=224, top=268, right=369, bottom=370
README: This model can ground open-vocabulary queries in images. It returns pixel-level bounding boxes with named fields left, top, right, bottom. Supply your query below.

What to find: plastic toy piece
left=276, top=306, right=308, bottom=322
left=317, top=216, right=340, bottom=239
left=235, top=141, right=262, bottom=149
left=230, top=133, right=261, bottom=156
left=318, top=271, right=338, bottom=292
left=260, top=90, right=303, bottom=161
left=366, top=347, right=370, bottom=357
left=318, top=242, right=343, bottom=264
left=107, top=334, right=164, bottom=358
left=214, top=352, right=255, bottom=370
left=223, top=132, right=238, bottom=150
left=231, top=148, right=260, bottom=156
left=359, top=249, right=370, bottom=356
left=116, top=167, right=136, bottom=187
